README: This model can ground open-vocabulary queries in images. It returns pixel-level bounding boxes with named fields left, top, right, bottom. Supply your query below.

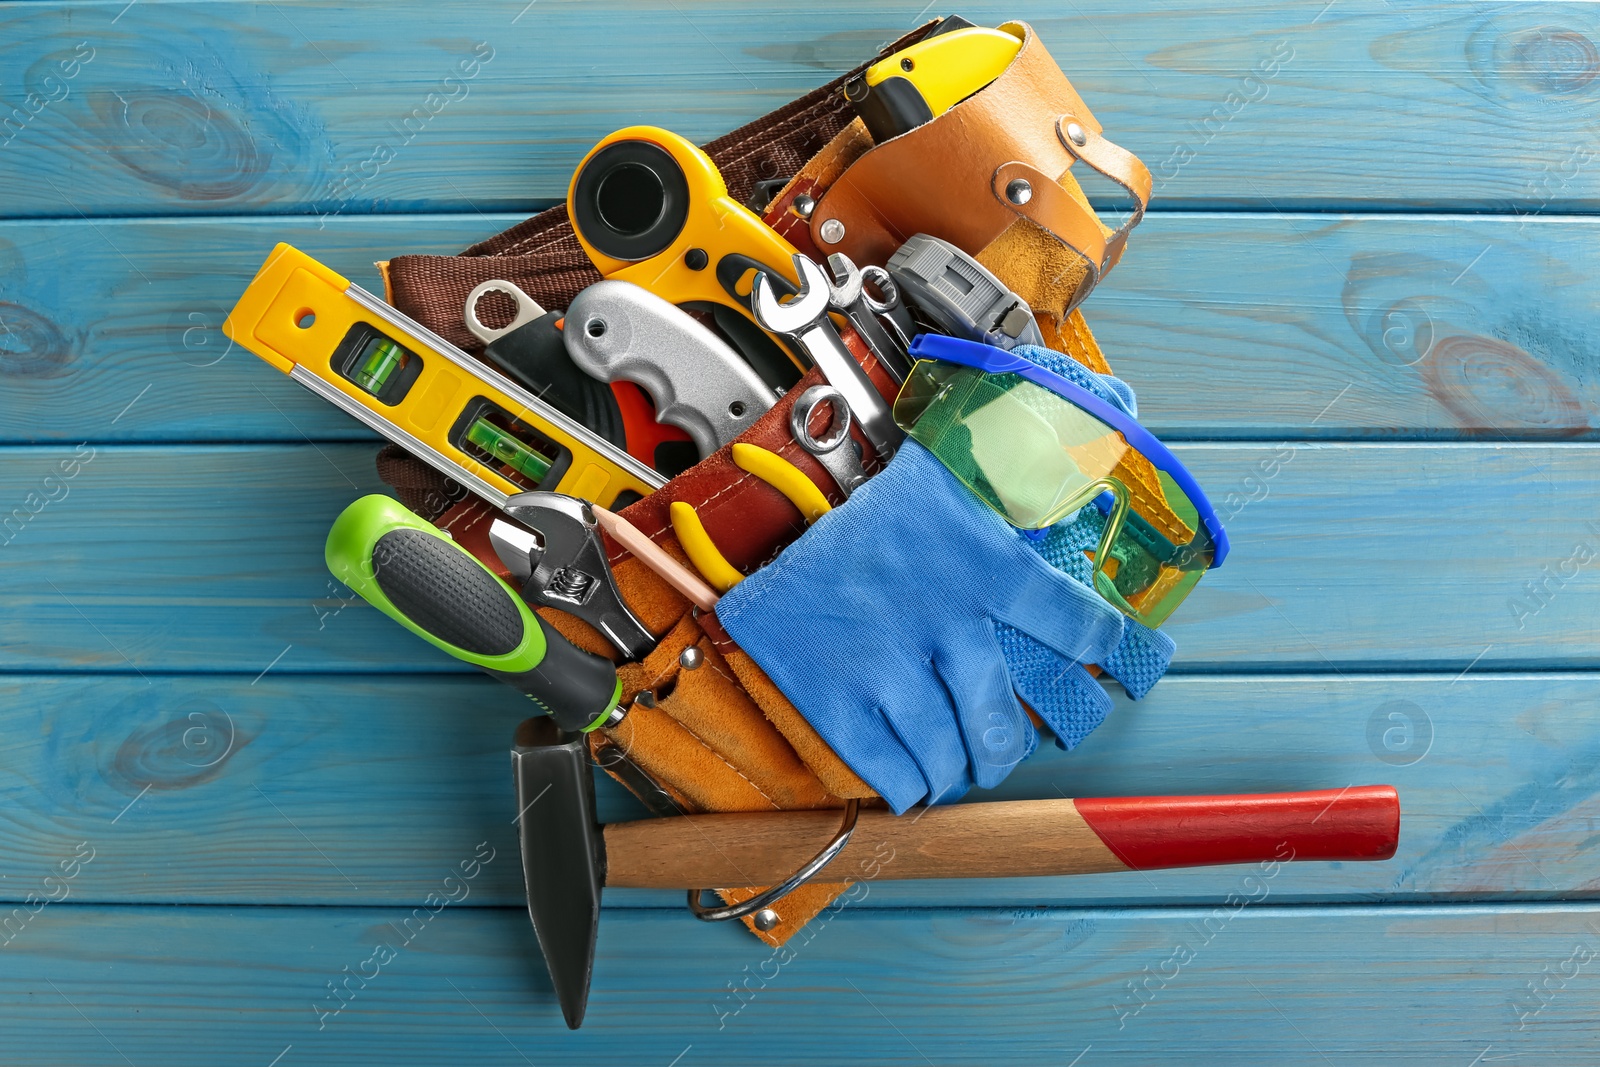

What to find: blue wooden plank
left=0, top=215, right=496, bottom=444
left=0, top=443, right=406, bottom=673
left=3, top=213, right=1596, bottom=443
left=2, top=2, right=1597, bottom=217
left=1099, top=213, right=1600, bottom=440
left=0, top=442, right=1593, bottom=673
left=3, top=902, right=1598, bottom=1064
left=0, top=670, right=1592, bottom=907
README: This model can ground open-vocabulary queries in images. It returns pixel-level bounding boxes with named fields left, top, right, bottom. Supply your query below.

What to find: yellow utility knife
left=845, top=21, right=1023, bottom=142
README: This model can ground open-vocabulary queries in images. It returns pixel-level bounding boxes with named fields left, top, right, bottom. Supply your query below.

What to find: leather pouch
left=804, top=20, right=1151, bottom=321
left=373, top=17, right=1156, bottom=947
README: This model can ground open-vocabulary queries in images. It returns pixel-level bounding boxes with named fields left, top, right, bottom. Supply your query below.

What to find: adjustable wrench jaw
left=495, top=493, right=656, bottom=661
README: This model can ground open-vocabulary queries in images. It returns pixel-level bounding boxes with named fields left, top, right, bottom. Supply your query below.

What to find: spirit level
left=224, top=244, right=666, bottom=511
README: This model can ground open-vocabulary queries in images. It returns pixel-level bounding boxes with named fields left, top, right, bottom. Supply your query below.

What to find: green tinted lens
left=1099, top=471, right=1215, bottom=627
left=893, top=362, right=1130, bottom=529
left=894, top=360, right=1216, bottom=627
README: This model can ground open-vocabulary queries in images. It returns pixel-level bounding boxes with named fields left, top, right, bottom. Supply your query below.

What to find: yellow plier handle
left=670, top=444, right=833, bottom=593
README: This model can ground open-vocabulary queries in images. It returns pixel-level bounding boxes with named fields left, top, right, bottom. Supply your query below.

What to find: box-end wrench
left=824, top=253, right=912, bottom=383
left=751, top=254, right=903, bottom=463
left=789, top=384, right=867, bottom=498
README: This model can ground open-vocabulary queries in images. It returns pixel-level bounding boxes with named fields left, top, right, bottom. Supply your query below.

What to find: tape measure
left=224, top=244, right=666, bottom=511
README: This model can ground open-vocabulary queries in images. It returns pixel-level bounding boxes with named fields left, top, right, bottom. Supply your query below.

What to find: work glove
left=1000, top=345, right=1177, bottom=750
left=715, top=440, right=1127, bottom=813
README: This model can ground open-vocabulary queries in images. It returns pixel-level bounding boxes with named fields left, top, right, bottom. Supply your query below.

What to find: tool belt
left=377, top=19, right=1153, bottom=946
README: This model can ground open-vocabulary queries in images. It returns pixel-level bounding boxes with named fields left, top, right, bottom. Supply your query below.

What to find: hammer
left=512, top=717, right=1400, bottom=1028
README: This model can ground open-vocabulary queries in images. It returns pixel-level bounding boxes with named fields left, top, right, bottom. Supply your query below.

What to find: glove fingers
left=934, top=633, right=1037, bottom=791
left=878, top=683, right=972, bottom=812
left=1000, top=637, right=1114, bottom=751
left=800, top=694, right=927, bottom=816
left=1100, top=617, right=1176, bottom=700
left=995, top=555, right=1126, bottom=668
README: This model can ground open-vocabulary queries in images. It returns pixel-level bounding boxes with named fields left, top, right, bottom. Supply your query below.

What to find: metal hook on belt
left=687, top=798, right=861, bottom=923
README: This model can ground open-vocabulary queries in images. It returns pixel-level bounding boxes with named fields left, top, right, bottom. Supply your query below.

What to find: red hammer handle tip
left=1075, top=785, right=1400, bottom=871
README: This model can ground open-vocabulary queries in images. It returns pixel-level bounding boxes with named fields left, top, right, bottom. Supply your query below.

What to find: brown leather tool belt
left=376, top=18, right=1151, bottom=945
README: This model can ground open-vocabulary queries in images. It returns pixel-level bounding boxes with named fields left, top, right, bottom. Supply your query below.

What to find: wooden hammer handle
left=602, top=786, right=1399, bottom=888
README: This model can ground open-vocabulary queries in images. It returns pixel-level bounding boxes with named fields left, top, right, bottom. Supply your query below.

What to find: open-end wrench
left=824, top=253, right=912, bottom=383
left=751, top=254, right=903, bottom=463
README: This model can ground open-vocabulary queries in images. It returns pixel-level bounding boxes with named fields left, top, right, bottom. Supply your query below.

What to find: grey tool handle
left=564, top=281, right=777, bottom=459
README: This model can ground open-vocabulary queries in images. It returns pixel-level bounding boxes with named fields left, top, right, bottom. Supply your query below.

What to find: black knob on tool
left=327, top=495, right=624, bottom=732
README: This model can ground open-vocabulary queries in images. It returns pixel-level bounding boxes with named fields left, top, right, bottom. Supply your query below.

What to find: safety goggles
left=893, top=335, right=1228, bottom=627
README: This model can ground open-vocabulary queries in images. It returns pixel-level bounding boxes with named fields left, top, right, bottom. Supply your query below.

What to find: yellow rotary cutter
left=567, top=126, right=807, bottom=384
left=224, top=244, right=665, bottom=511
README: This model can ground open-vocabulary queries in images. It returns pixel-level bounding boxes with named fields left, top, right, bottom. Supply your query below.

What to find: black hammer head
left=511, top=717, right=605, bottom=1029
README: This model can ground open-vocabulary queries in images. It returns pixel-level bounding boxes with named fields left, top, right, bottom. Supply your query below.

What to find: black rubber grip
left=848, top=75, right=934, bottom=143
left=493, top=618, right=623, bottom=733
left=371, top=528, right=621, bottom=731
left=373, top=529, right=523, bottom=656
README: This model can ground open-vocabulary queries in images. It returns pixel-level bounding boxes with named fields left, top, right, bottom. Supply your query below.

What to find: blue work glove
left=1001, top=507, right=1177, bottom=749
left=715, top=441, right=1126, bottom=813
left=1000, top=345, right=1176, bottom=750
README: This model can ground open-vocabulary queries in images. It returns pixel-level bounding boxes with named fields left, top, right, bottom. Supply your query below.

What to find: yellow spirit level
left=224, top=244, right=666, bottom=511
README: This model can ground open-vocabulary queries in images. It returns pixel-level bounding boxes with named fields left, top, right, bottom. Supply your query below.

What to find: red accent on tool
left=1073, top=785, right=1400, bottom=869
left=611, top=381, right=692, bottom=467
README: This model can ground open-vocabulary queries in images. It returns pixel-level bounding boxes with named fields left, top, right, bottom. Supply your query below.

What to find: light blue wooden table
left=3, top=1, right=1598, bottom=1062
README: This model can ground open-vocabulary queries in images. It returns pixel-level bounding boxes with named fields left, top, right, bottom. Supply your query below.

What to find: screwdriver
left=326, top=495, right=624, bottom=732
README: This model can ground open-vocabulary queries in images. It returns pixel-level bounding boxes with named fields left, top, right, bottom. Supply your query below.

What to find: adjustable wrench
left=564, top=281, right=778, bottom=460
left=751, top=254, right=903, bottom=463
left=490, top=492, right=656, bottom=661
left=824, top=253, right=912, bottom=383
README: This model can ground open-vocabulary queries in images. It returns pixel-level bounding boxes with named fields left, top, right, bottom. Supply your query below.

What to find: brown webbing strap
left=384, top=25, right=934, bottom=353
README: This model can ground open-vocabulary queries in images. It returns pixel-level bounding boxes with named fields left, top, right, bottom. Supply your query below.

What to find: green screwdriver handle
left=326, top=495, right=623, bottom=732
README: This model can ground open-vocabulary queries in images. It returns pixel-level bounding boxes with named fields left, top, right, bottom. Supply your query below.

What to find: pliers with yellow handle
left=670, top=443, right=833, bottom=593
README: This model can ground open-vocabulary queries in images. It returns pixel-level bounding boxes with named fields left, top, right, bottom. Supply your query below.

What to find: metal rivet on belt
left=1066, top=122, right=1088, bottom=146
left=818, top=218, right=846, bottom=244
left=678, top=646, right=704, bottom=671
left=633, top=690, right=657, bottom=709
left=1005, top=178, right=1033, bottom=206
left=790, top=193, right=816, bottom=219
left=753, top=908, right=780, bottom=931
